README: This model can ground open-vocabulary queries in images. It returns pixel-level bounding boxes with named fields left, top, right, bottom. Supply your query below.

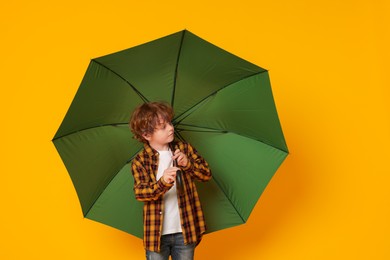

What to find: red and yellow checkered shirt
left=131, top=141, right=212, bottom=252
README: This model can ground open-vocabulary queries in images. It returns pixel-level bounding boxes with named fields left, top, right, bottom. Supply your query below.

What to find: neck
left=149, top=142, right=169, bottom=151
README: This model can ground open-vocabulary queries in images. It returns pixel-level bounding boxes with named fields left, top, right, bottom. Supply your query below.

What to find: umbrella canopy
left=53, top=30, right=288, bottom=238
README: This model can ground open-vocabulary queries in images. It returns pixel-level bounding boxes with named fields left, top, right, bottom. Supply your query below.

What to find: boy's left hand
left=173, top=149, right=188, bottom=167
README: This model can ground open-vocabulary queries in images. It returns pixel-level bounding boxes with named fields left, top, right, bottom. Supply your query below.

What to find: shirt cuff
left=159, top=177, right=174, bottom=188
left=182, top=160, right=193, bottom=171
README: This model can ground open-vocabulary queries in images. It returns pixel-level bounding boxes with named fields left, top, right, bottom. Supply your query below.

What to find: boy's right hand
left=163, top=167, right=179, bottom=184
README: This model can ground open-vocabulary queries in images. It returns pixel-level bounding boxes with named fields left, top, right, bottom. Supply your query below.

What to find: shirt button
left=159, top=211, right=162, bottom=215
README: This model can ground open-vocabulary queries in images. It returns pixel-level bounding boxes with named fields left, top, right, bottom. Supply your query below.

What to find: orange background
left=1, top=0, right=389, bottom=259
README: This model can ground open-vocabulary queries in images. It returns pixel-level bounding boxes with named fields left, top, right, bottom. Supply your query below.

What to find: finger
left=178, top=155, right=186, bottom=163
left=168, top=171, right=177, bottom=177
left=177, top=153, right=185, bottom=162
left=172, top=149, right=181, bottom=159
left=168, top=167, right=179, bottom=172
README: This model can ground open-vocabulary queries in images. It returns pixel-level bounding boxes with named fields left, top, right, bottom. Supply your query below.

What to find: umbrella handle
left=173, top=158, right=184, bottom=196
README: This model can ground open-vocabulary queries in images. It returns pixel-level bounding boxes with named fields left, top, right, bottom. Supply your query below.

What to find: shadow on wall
left=197, top=125, right=312, bottom=259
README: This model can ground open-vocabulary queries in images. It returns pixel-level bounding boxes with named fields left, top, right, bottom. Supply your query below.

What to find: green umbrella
left=52, top=30, right=288, bottom=238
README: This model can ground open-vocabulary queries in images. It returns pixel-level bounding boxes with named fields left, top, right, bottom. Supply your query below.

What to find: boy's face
left=143, top=117, right=174, bottom=150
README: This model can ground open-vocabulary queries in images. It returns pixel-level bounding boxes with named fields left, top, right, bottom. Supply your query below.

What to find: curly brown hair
left=129, top=102, right=174, bottom=143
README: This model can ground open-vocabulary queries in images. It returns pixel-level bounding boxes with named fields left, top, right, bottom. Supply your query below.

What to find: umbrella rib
left=92, top=59, right=149, bottom=103
left=174, top=70, right=268, bottom=125
left=52, top=123, right=128, bottom=141
left=171, top=30, right=186, bottom=107
left=52, top=122, right=193, bottom=141
left=177, top=123, right=288, bottom=153
left=83, top=147, right=143, bottom=218
left=210, top=176, right=247, bottom=223
left=174, top=131, right=186, bottom=143
left=52, top=122, right=215, bottom=141
left=53, top=122, right=287, bottom=154
left=176, top=128, right=227, bottom=134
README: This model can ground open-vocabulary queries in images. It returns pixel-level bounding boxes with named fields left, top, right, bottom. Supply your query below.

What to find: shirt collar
left=144, top=141, right=177, bottom=156
left=144, top=142, right=158, bottom=156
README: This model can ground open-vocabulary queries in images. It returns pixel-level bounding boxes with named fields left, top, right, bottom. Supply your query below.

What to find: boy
left=130, top=101, right=212, bottom=260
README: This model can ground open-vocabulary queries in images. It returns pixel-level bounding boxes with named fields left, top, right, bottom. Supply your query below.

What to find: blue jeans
left=146, top=233, right=195, bottom=260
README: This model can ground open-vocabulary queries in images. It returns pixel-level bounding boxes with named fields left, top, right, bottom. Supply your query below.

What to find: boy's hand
left=163, top=167, right=179, bottom=184
left=172, top=149, right=188, bottom=167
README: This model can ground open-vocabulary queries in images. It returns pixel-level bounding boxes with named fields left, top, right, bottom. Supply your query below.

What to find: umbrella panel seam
left=207, top=176, right=247, bottom=224
left=177, top=123, right=288, bottom=154
left=83, top=146, right=143, bottom=217
left=173, top=70, right=268, bottom=125
left=91, top=59, right=149, bottom=103
left=171, top=30, right=186, bottom=108
left=52, top=123, right=130, bottom=141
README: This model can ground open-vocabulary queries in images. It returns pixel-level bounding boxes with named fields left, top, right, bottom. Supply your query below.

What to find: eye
left=164, top=122, right=172, bottom=128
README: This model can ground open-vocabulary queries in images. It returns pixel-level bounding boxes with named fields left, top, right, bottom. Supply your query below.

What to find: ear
left=142, top=133, right=151, bottom=141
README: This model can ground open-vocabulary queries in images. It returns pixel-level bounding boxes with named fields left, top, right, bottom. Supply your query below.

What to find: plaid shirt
left=131, top=140, right=212, bottom=252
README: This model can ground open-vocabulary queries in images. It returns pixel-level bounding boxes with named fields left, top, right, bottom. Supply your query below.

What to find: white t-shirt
left=156, top=150, right=182, bottom=235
